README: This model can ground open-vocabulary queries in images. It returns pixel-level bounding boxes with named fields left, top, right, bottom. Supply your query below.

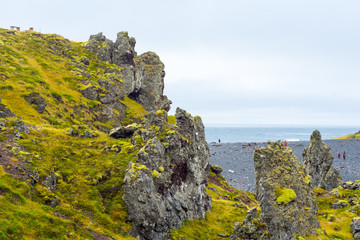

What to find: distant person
left=343, top=151, right=347, bottom=160
left=338, top=153, right=341, bottom=159
left=284, top=140, right=287, bottom=146
left=218, top=139, right=221, bottom=143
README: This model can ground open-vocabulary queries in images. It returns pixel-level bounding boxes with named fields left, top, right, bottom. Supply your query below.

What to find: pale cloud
left=2, top=0, right=360, bottom=127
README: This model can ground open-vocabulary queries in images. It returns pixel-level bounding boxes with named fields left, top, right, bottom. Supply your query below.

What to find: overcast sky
left=2, top=0, right=360, bottom=127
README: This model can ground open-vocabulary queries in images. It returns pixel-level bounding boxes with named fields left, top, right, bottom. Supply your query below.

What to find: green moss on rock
left=276, top=187, right=296, bottom=205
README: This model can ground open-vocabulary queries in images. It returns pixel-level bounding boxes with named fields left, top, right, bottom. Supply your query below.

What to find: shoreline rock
left=123, top=108, right=211, bottom=240
left=254, top=141, right=320, bottom=239
left=303, top=130, right=342, bottom=190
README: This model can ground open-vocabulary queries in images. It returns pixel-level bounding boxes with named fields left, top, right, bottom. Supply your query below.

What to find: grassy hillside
left=333, top=133, right=360, bottom=140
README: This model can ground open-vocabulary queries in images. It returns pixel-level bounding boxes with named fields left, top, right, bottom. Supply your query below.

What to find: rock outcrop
left=122, top=108, right=211, bottom=240
left=303, top=130, right=342, bottom=190
left=231, top=207, right=270, bottom=240
left=254, top=141, right=320, bottom=240
left=85, top=32, right=171, bottom=112
left=351, top=217, right=360, bottom=240
left=24, top=92, right=47, bottom=114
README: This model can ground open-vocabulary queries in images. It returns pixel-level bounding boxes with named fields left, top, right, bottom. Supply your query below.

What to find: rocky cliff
left=0, top=28, right=210, bottom=240
left=303, top=130, right=342, bottom=190
left=85, top=32, right=171, bottom=112
left=119, top=108, right=212, bottom=240
left=254, top=141, right=320, bottom=239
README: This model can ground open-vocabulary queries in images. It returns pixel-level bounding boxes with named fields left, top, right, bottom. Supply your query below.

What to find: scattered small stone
left=81, top=130, right=96, bottom=138
left=208, top=187, right=218, bottom=193
left=332, top=201, right=348, bottom=209
left=218, top=233, right=229, bottom=237
left=14, top=118, right=30, bottom=134
left=342, top=181, right=360, bottom=190
left=328, top=214, right=335, bottom=222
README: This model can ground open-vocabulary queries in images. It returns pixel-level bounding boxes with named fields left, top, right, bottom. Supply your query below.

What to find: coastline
left=209, top=138, right=360, bottom=192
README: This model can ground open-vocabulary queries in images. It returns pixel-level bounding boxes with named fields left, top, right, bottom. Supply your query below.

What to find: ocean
left=205, top=127, right=359, bottom=143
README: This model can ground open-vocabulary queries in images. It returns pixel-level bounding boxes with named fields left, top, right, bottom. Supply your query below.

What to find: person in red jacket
left=284, top=140, right=287, bottom=146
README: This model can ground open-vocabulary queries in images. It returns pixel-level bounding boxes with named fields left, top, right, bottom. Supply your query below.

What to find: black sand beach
left=209, top=139, right=360, bottom=192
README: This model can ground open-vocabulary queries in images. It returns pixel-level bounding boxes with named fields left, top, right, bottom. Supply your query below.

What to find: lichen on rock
left=231, top=207, right=270, bottom=240
left=122, top=107, right=211, bottom=240
left=85, top=32, right=171, bottom=113
left=303, top=130, right=342, bottom=190
left=254, top=140, right=320, bottom=240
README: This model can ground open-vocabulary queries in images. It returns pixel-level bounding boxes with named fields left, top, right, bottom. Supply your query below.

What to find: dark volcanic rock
left=303, top=130, right=342, bottom=190
left=85, top=32, right=171, bottom=113
left=24, top=92, right=47, bottom=114
left=231, top=207, right=270, bottom=240
left=14, top=118, right=30, bottom=134
left=254, top=141, right=320, bottom=240
left=109, top=124, right=139, bottom=139
left=210, top=165, right=223, bottom=174
left=123, top=108, right=211, bottom=240
left=351, top=217, right=360, bottom=240
left=113, top=31, right=136, bottom=66
left=80, top=86, right=98, bottom=100
left=85, top=32, right=113, bottom=63
left=133, top=52, right=172, bottom=112
left=43, top=173, right=57, bottom=191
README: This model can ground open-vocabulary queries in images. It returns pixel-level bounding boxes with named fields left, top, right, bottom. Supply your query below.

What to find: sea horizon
left=205, top=126, right=359, bottom=143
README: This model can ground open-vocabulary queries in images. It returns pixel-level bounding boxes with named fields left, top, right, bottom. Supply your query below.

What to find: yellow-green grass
left=170, top=182, right=251, bottom=240
left=0, top=28, right=145, bottom=129
left=0, top=124, right=138, bottom=239
left=333, top=134, right=360, bottom=140
left=304, top=188, right=358, bottom=240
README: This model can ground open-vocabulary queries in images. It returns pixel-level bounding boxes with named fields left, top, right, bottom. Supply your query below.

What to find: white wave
left=287, top=139, right=300, bottom=142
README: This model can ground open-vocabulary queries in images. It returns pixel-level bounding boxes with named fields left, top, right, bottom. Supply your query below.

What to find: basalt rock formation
left=122, top=108, right=212, bottom=240
left=254, top=141, right=320, bottom=240
left=85, top=32, right=171, bottom=112
left=303, top=130, right=342, bottom=190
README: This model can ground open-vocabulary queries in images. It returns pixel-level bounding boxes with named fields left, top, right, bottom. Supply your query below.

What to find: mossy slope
left=1, top=28, right=359, bottom=240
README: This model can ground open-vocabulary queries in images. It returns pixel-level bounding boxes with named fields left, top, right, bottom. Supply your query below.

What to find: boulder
left=303, top=130, right=342, bottom=190
left=332, top=200, right=348, bottom=209
left=210, top=165, right=223, bottom=174
left=342, top=181, right=360, bottom=190
left=254, top=141, right=320, bottom=240
left=24, top=92, right=47, bottom=114
left=351, top=217, right=360, bottom=240
left=80, top=86, right=98, bottom=100
left=109, top=124, right=139, bottom=139
left=43, top=173, right=57, bottom=191
left=0, top=102, right=15, bottom=118
left=231, top=207, right=270, bottom=240
left=14, top=118, right=30, bottom=134
left=123, top=108, right=211, bottom=240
